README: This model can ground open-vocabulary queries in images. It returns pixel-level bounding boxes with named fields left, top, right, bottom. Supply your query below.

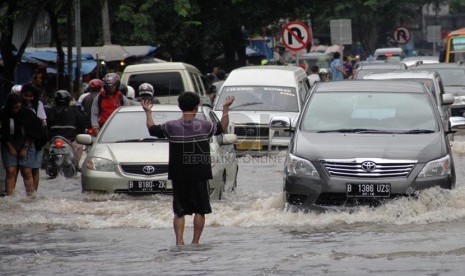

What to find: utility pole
left=101, top=0, right=112, bottom=45
left=74, top=0, right=82, bottom=98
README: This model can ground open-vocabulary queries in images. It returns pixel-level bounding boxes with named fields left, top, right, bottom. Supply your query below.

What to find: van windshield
left=214, top=86, right=299, bottom=112
left=128, top=72, right=184, bottom=103
left=301, top=92, right=437, bottom=133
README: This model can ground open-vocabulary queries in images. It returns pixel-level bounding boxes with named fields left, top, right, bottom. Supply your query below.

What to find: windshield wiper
left=399, top=129, right=435, bottom=134
left=230, top=101, right=263, bottom=110
left=114, top=138, right=164, bottom=143
left=317, top=128, right=383, bottom=133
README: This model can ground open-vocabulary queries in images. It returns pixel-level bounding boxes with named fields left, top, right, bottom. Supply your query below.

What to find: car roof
left=122, top=62, right=201, bottom=73
left=357, top=62, right=407, bottom=69
left=363, top=70, right=438, bottom=80
left=374, top=47, right=404, bottom=53
left=223, top=65, right=306, bottom=86
left=314, top=80, right=426, bottom=93
left=411, top=63, right=465, bottom=69
left=116, top=104, right=209, bottom=113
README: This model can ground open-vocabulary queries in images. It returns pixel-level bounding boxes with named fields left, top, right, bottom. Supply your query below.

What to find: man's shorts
left=171, top=179, right=212, bottom=216
left=1, top=144, right=36, bottom=168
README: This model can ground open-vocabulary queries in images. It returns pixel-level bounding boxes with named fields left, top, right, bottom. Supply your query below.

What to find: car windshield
left=214, top=86, right=299, bottom=112
left=99, top=111, right=205, bottom=143
left=301, top=92, right=437, bottom=133
left=428, top=68, right=465, bottom=86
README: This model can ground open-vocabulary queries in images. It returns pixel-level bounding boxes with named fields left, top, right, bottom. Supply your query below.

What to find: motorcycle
left=44, top=136, right=77, bottom=179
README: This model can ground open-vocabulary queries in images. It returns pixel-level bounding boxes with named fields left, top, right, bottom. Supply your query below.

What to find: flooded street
left=2, top=139, right=465, bottom=275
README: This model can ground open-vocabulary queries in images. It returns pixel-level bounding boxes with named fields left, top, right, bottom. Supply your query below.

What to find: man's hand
left=223, top=95, right=235, bottom=109
left=141, top=99, right=153, bottom=112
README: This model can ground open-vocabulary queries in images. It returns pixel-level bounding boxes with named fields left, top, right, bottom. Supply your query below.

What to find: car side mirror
left=221, top=134, right=238, bottom=145
left=76, top=134, right=93, bottom=145
left=442, top=94, right=455, bottom=105
left=269, top=116, right=292, bottom=131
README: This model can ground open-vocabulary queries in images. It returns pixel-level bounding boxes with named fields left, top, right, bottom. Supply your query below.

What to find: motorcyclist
left=46, top=90, right=86, bottom=168
left=81, top=78, right=103, bottom=128
left=90, top=73, right=130, bottom=136
left=136, top=83, right=160, bottom=104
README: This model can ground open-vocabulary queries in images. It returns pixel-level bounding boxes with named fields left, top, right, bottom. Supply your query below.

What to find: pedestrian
left=90, top=73, right=130, bottom=136
left=319, top=68, right=329, bottom=82
left=330, top=52, right=346, bottom=81
left=308, top=65, right=321, bottom=87
left=20, top=83, right=47, bottom=192
left=142, top=91, right=235, bottom=245
left=0, top=93, right=44, bottom=197
left=343, top=56, right=353, bottom=79
left=212, top=69, right=226, bottom=93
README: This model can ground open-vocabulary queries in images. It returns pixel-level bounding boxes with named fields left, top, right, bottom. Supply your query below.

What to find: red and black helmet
left=88, top=79, right=103, bottom=91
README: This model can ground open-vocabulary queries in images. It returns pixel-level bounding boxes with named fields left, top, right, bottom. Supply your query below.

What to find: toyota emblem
left=361, top=161, right=376, bottom=172
left=142, top=165, right=156, bottom=174
left=246, top=128, right=256, bottom=135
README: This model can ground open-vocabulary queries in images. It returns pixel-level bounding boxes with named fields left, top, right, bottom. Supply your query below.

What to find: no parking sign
left=393, top=26, right=411, bottom=45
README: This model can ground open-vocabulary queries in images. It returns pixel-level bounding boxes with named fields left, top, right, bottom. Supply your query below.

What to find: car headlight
left=286, top=153, right=320, bottom=178
left=418, top=155, right=451, bottom=178
left=86, top=157, right=115, bottom=172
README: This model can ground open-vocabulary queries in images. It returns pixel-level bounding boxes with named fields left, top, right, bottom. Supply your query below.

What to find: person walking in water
left=142, top=91, right=235, bottom=245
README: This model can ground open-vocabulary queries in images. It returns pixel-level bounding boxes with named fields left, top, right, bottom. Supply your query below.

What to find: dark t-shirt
left=148, top=118, right=222, bottom=181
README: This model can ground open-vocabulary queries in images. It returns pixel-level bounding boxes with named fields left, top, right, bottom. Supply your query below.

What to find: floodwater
left=2, top=141, right=465, bottom=275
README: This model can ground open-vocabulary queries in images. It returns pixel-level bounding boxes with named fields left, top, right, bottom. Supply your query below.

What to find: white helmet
left=11, top=84, right=22, bottom=94
left=139, top=83, right=154, bottom=97
left=126, top=85, right=135, bottom=100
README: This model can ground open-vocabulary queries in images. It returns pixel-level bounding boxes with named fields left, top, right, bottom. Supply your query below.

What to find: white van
left=213, top=65, right=311, bottom=152
left=373, top=47, right=406, bottom=62
left=120, top=62, right=208, bottom=104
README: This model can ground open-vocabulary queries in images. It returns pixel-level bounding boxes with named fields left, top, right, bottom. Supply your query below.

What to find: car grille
left=321, top=159, right=416, bottom=178
left=120, top=164, right=168, bottom=176
left=234, top=125, right=269, bottom=138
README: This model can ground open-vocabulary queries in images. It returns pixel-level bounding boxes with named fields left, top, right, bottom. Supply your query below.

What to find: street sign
left=427, top=25, right=442, bottom=43
left=330, top=19, right=352, bottom=45
left=281, top=21, right=311, bottom=51
left=393, top=26, right=411, bottom=45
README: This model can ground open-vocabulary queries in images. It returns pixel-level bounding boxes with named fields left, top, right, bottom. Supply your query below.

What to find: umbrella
left=92, top=44, right=130, bottom=62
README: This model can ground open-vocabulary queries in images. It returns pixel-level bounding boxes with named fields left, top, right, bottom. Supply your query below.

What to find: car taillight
left=54, top=140, right=64, bottom=148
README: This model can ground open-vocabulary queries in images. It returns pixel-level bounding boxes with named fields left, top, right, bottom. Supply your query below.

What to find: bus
left=440, top=27, right=465, bottom=63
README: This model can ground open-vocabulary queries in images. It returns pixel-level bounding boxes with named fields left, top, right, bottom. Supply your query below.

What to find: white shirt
left=308, top=74, right=321, bottom=87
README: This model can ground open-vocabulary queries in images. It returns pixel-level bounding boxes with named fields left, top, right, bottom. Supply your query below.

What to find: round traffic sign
left=281, top=21, right=311, bottom=51
left=393, top=26, right=411, bottom=45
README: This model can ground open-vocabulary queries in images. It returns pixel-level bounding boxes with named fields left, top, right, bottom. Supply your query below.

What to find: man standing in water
left=142, top=91, right=234, bottom=245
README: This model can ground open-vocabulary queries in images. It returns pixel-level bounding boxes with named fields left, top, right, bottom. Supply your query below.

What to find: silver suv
left=362, top=70, right=455, bottom=133
left=273, top=80, right=456, bottom=210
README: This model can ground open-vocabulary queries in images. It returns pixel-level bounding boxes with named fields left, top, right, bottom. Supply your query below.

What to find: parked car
left=213, top=65, right=311, bottom=152
left=275, top=80, right=456, bottom=210
left=352, top=61, right=407, bottom=79
left=120, top=62, right=210, bottom=104
left=410, top=63, right=465, bottom=117
left=77, top=105, right=239, bottom=199
left=362, top=70, right=455, bottom=133
left=373, top=47, right=406, bottom=62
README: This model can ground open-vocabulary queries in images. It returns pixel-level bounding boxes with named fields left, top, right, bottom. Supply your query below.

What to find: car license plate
left=346, top=183, right=391, bottom=198
left=236, top=141, right=262, bottom=151
left=128, top=180, right=167, bottom=192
